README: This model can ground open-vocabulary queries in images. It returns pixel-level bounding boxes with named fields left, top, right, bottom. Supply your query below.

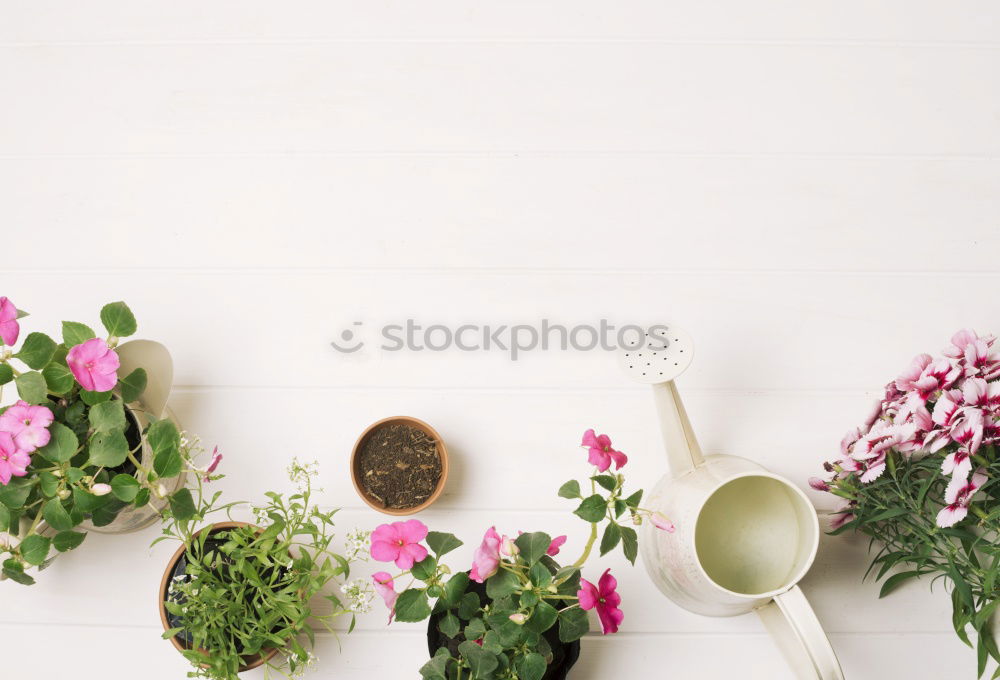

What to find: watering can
left=619, top=326, right=844, bottom=680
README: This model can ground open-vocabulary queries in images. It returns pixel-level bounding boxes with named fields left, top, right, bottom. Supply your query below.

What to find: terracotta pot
left=158, top=521, right=279, bottom=673
left=350, top=415, right=449, bottom=515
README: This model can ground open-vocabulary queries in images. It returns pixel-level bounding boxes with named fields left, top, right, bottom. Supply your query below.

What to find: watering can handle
left=651, top=381, right=704, bottom=476
left=756, top=585, right=845, bottom=680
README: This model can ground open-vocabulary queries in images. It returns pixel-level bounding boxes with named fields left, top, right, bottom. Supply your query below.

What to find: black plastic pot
left=426, top=575, right=581, bottom=679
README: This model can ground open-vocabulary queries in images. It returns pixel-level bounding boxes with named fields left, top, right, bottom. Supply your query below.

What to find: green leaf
left=557, top=480, right=581, bottom=499
left=592, top=474, right=616, bottom=492
left=442, top=571, right=470, bottom=606
left=517, top=652, right=546, bottom=680
left=514, top=531, right=552, bottom=566
left=574, top=494, right=607, bottom=522
left=529, top=561, right=552, bottom=589
left=61, top=321, right=95, bottom=348
left=53, top=531, right=86, bottom=552
left=19, top=535, right=51, bottom=565
left=89, top=399, right=126, bottom=433
left=168, top=488, right=196, bottom=521
left=118, top=368, right=147, bottom=403
left=457, top=591, right=481, bottom=620
left=80, top=388, right=112, bottom=405
left=620, top=525, right=639, bottom=565
left=100, top=301, right=137, bottom=337
left=72, top=487, right=109, bottom=513
left=526, top=601, right=558, bottom=634
left=0, top=363, right=12, bottom=385
left=110, top=474, right=140, bottom=502
left=457, top=640, right=499, bottom=677
left=42, top=500, right=74, bottom=531
left=42, top=362, right=74, bottom=394
left=395, top=588, right=432, bottom=622
left=88, top=430, right=128, bottom=468
left=147, top=418, right=180, bottom=454
left=411, top=555, right=437, bottom=581
left=486, top=568, right=521, bottom=599
left=438, top=612, right=461, bottom=639
left=37, top=422, right=79, bottom=463
left=0, top=505, right=10, bottom=534
left=600, top=522, right=622, bottom=556
left=558, top=607, right=590, bottom=642
left=3, top=561, right=35, bottom=585
left=153, top=447, right=182, bottom=479
left=426, top=531, right=463, bottom=557
left=0, top=478, right=33, bottom=509
left=15, top=371, right=47, bottom=404
left=15, top=332, right=56, bottom=370
left=133, top=487, right=150, bottom=509
left=878, top=570, right=925, bottom=598
left=419, top=648, right=452, bottom=680
left=624, top=489, right=643, bottom=508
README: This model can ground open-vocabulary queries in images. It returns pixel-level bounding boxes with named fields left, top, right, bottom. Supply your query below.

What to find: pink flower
left=808, top=477, right=830, bottom=492
left=470, top=526, right=502, bottom=583
left=370, top=519, right=429, bottom=570
left=581, top=429, right=627, bottom=472
left=895, top=354, right=933, bottom=392
left=500, top=534, right=519, bottom=557
left=203, top=446, right=223, bottom=482
left=936, top=469, right=987, bottom=528
left=0, top=400, right=53, bottom=453
left=547, top=535, right=567, bottom=556
left=0, top=297, right=19, bottom=346
left=372, top=572, right=398, bottom=623
left=829, top=500, right=856, bottom=531
left=0, top=432, right=30, bottom=486
left=66, top=338, right=120, bottom=392
left=578, top=568, right=624, bottom=635
left=649, top=513, right=675, bottom=532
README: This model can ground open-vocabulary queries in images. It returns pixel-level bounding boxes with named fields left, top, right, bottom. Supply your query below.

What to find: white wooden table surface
left=2, top=3, right=999, bottom=678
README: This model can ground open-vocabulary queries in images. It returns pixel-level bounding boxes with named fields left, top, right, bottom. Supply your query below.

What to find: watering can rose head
left=367, top=430, right=675, bottom=677
left=0, top=298, right=194, bottom=585
left=814, top=329, right=1000, bottom=672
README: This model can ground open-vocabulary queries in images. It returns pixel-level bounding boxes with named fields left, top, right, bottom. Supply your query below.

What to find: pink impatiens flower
left=578, top=568, right=624, bottom=635
left=547, top=535, right=567, bottom=556
left=936, top=469, right=987, bottom=528
left=0, top=297, right=19, bottom=346
left=203, top=446, right=223, bottom=482
left=0, top=400, right=53, bottom=453
left=470, top=526, right=502, bottom=583
left=0, top=431, right=30, bottom=486
left=370, top=519, right=429, bottom=570
left=66, top=338, right=120, bottom=392
left=581, top=429, right=627, bottom=472
left=372, top=572, right=398, bottom=623
left=649, top=513, right=676, bottom=532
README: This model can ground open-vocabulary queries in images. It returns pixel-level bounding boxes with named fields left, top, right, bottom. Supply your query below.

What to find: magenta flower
left=66, top=338, right=120, bottom=392
left=203, top=446, right=223, bottom=482
left=469, top=526, right=502, bottom=583
left=0, top=432, right=30, bottom=486
left=370, top=519, right=429, bottom=570
left=0, top=400, right=53, bottom=453
left=649, top=513, right=676, bottom=532
left=581, top=429, right=627, bottom=472
left=936, top=469, right=987, bottom=528
left=372, top=572, right=398, bottom=623
left=578, top=568, right=624, bottom=635
left=547, top=535, right=567, bottom=556
left=0, top=297, right=19, bottom=346
left=808, top=477, right=831, bottom=492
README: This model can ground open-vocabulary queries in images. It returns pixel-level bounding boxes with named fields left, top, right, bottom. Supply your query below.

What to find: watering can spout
left=653, top=381, right=704, bottom=477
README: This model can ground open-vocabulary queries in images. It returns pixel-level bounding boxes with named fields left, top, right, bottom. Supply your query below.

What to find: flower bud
left=57, top=489, right=71, bottom=500
left=509, top=613, right=527, bottom=625
left=157, top=483, right=167, bottom=498
left=439, top=564, right=451, bottom=575
left=500, top=536, right=519, bottom=557
left=650, top=512, right=676, bottom=533
left=808, top=477, right=831, bottom=492
left=51, top=469, right=63, bottom=478
left=91, top=483, right=112, bottom=496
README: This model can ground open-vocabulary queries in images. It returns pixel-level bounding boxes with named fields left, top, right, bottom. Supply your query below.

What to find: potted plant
left=0, top=297, right=188, bottom=584
left=157, top=457, right=371, bottom=679
left=811, top=329, right=1000, bottom=677
left=368, top=429, right=675, bottom=679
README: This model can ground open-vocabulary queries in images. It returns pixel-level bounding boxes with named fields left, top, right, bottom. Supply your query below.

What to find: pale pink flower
left=849, top=421, right=915, bottom=483
left=372, top=572, right=398, bottom=623
left=578, top=568, right=624, bottom=635
left=91, top=483, right=112, bottom=496
left=649, top=513, right=675, bottom=532
left=500, top=534, right=519, bottom=557
left=203, top=446, right=223, bottom=482
left=936, top=469, right=987, bottom=528
left=896, top=354, right=933, bottom=392
left=370, top=519, right=429, bottom=570
left=0, top=297, right=19, bottom=346
left=470, top=526, right=502, bottom=583
left=66, top=338, right=120, bottom=392
left=0, top=400, right=53, bottom=453
left=944, top=329, right=983, bottom=359
left=581, top=429, right=627, bottom=472
left=829, top=500, right=856, bottom=531
left=0, top=432, right=30, bottom=486
left=547, top=535, right=568, bottom=556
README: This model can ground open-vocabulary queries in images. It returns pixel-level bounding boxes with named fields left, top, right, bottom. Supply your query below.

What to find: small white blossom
left=344, top=528, right=371, bottom=562
left=340, top=578, right=374, bottom=614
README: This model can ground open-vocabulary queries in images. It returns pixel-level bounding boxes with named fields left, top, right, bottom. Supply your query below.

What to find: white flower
left=344, top=528, right=371, bottom=562
left=340, top=578, right=374, bottom=614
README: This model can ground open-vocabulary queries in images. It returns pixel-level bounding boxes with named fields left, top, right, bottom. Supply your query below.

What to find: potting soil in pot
left=358, top=423, right=442, bottom=509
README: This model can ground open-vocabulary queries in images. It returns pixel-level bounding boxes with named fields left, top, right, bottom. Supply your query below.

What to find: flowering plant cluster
left=813, top=329, right=1000, bottom=676
left=157, top=458, right=367, bottom=680
left=369, top=430, right=674, bottom=680
left=0, top=298, right=187, bottom=584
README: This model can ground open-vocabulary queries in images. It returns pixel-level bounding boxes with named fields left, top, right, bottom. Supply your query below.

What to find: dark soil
left=358, top=423, right=442, bottom=510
